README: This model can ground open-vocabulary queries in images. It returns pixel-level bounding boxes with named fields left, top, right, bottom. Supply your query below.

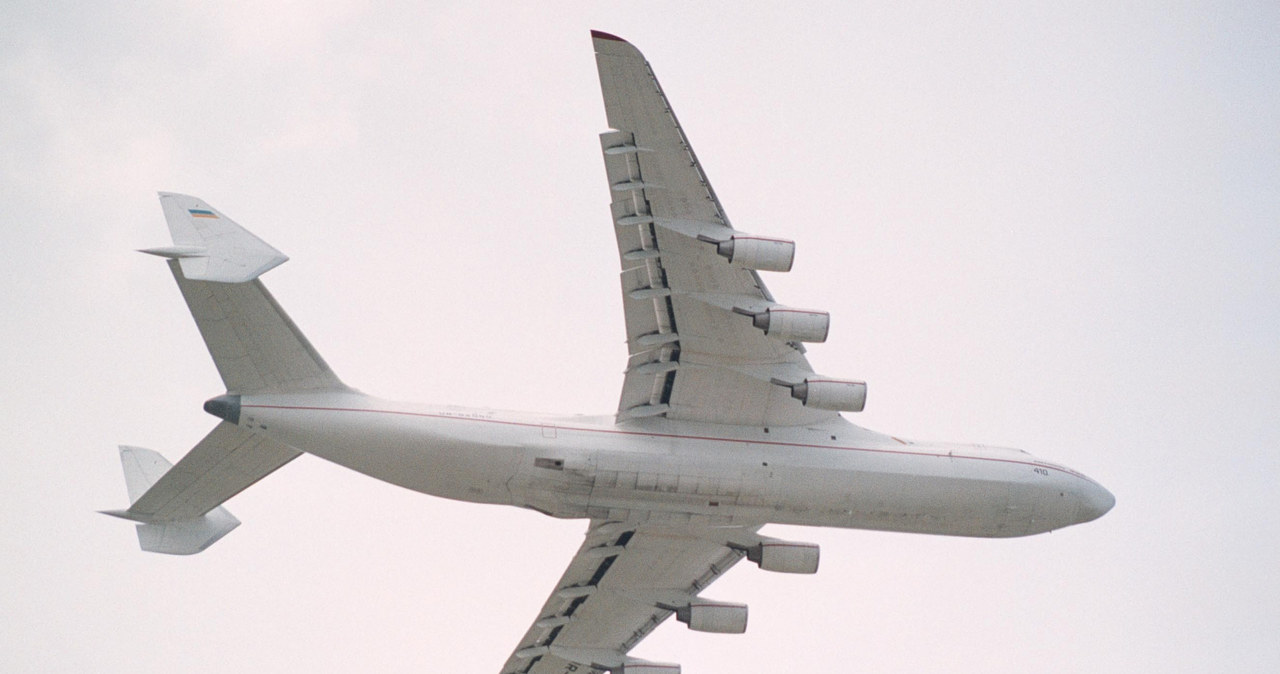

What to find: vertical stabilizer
left=141, top=193, right=348, bottom=395
left=141, top=192, right=288, bottom=283
left=108, top=446, right=242, bottom=555
left=104, top=423, right=303, bottom=555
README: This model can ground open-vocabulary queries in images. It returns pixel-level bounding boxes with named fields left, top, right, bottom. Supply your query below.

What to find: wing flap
left=500, top=521, right=762, bottom=674
left=594, top=32, right=836, bottom=426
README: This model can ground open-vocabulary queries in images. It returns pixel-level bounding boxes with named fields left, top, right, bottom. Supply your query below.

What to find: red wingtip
left=591, top=30, right=626, bottom=43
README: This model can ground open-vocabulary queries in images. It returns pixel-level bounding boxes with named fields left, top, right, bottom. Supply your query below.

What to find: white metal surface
left=107, top=29, right=1114, bottom=674
left=789, top=377, right=869, bottom=412
left=154, top=192, right=288, bottom=282
left=595, top=31, right=835, bottom=428
left=115, top=421, right=300, bottom=523
left=753, top=540, right=821, bottom=574
left=681, top=602, right=748, bottom=634
left=105, top=446, right=241, bottom=555
left=717, top=235, right=795, bottom=272
left=751, top=307, right=831, bottom=343
left=167, top=255, right=347, bottom=395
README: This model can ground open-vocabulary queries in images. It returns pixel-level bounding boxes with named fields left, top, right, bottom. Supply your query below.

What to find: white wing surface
left=168, top=259, right=347, bottom=395
left=499, top=521, right=763, bottom=674
left=593, top=31, right=837, bottom=427
left=103, top=422, right=301, bottom=554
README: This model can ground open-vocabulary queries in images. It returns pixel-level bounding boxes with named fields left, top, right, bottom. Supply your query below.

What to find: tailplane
left=104, top=423, right=303, bottom=554
left=106, top=193, right=345, bottom=553
left=104, top=446, right=241, bottom=555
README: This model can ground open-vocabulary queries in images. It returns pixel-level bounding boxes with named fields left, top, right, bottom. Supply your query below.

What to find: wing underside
left=104, top=422, right=301, bottom=554
left=499, top=521, right=762, bottom=674
left=594, top=31, right=837, bottom=428
left=500, top=33, right=837, bottom=671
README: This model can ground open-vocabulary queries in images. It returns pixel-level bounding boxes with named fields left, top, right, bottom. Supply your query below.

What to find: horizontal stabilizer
left=169, top=260, right=347, bottom=394
left=109, top=446, right=241, bottom=555
left=152, top=192, right=288, bottom=282
left=106, top=424, right=302, bottom=555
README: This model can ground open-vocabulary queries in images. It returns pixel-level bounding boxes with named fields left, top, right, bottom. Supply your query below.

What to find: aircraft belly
left=500, top=430, right=1028, bottom=536
left=584, top=468, right=745, bottom=524
left=508, top=429, right=758, bottom=524
left=764, top=451, right=1020, bottom=537
left=237, top=397, right=1085, bottom=537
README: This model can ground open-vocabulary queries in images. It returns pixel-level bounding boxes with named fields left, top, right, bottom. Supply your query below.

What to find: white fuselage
left=240, top=391, right=1113, bottom=538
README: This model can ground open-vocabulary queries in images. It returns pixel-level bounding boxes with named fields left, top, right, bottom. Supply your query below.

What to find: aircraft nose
left=1077, top=481, right=1115, bottom=523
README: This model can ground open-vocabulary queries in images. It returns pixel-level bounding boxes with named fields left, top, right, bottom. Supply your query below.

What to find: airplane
left=104, top=30, right=1114, bottom=674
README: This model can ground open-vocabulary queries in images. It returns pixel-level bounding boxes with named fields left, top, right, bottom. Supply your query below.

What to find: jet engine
left=746, top=540, right=820, bottom=574
left=715, top=235, right=795, bottom=272
left=619, top=662, right=681, bottom=674
left=740, top=306, right=830, bottom=343
left=676, top=601, right=749, bottom=633
left=781, top=377, right=867, bottom=412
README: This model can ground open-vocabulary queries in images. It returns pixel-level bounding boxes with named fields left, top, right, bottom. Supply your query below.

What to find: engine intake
left=715, top=235, right=795, bottom=272
left=676, top=601, right=748, bottom=633
left=782, top=377, right=867, bottom=412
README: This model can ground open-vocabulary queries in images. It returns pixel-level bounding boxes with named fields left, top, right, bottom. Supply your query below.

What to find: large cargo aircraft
left=105, top=31, right=1113, bottom=674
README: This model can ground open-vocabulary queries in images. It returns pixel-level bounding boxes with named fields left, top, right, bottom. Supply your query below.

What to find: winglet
left=150, top=192, right=288, bottom=283
left=107, top=445, right=241, bottom=555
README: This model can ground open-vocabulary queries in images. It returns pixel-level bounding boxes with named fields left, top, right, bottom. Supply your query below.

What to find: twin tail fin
left=106, top=193, right=345, bottom=554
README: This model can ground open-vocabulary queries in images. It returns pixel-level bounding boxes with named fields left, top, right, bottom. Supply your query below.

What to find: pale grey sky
left=3, top=2, right=1278, bottom=672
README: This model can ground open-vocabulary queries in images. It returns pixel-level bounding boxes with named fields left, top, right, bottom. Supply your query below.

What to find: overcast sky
left=4, top=2, right=1278, bottom=672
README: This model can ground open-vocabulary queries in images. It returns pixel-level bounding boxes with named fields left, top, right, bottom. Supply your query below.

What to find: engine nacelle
left=716, top=235, right=795, bottom=272
left=748, top=540, right=820, bottom=574
left=619, top=662, right=681, bottom=674
left=749, top=306, right=830, bottom=343
left=676, top=601, right=748, bottom=634
left=788, top=377, right=867, bottom=412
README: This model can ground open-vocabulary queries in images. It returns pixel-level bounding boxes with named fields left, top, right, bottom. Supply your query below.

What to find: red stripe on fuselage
left=242, top=404, right=1095, bottom=483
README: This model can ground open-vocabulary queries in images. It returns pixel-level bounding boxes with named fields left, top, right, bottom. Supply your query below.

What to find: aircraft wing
left=593, top=31, right=838, bottom=427
left=103, top=422, right=302, bottom=554
left=498, top=520, right=763, bottom=674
